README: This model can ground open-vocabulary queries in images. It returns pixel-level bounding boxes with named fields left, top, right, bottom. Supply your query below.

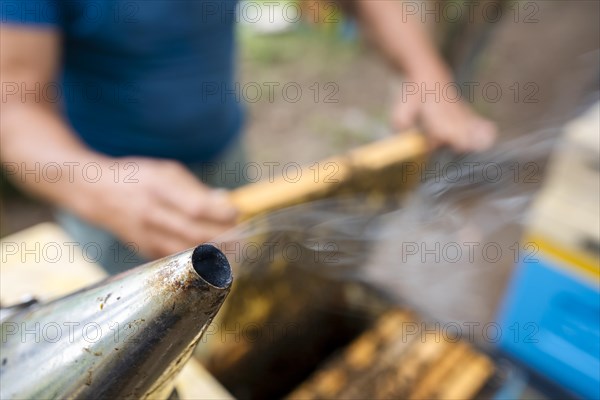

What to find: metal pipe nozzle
left=1, top=244, right=232, bottom=399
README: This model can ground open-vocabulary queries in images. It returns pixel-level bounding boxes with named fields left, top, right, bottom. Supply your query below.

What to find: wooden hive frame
left=202, top=131, right=496, bottom=399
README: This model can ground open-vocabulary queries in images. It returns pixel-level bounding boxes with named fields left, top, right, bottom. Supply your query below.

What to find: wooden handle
left=230, top=131, right=428, bottom=219
left=434, top=351, right=495, bottom=399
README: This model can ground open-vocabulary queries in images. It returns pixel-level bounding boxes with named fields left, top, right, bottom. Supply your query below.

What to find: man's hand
left=392, top=79, right=497, bottom=152
left=354, top=0, right=497, bottom=152
left=82, top=158, right=238, bottom=260
left=1, top=25, right=237, bottom=261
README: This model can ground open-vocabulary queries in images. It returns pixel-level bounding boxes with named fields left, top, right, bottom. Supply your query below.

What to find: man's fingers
left=150, top=163, right=238, bottom=223
left=393, top=93, right=421, bottom=131
left=201, top=189, right=239, bottom=222
left=143, top=230, right=190, bottom=259
left=468, top=118, right=497, bottom=152
left=176, top=188, right=238, bottom=223
left=426, top=136, right=444, bottom=152
left=144, top=204, right=234, bottom=246
left=446, top=118, right=497, bottom=153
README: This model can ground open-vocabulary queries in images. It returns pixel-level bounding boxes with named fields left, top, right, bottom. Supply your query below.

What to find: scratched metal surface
left=0, top=244, right=232, bottom=400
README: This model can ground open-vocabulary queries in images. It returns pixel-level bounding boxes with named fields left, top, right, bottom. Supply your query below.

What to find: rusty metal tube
left=0, top=244, right=232, bottom=399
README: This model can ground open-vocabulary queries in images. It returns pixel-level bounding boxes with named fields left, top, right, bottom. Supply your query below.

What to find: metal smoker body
left=1, top=244, right=232, bottom=399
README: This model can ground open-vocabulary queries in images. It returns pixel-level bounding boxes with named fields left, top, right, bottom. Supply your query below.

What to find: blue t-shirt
left=1, top=0, right=243, bottom=163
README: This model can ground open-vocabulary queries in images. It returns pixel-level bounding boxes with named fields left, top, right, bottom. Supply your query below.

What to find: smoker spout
left=0, top=244, right=232, bottom=399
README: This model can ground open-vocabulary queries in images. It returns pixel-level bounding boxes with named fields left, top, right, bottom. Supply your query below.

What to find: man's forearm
left=355, top=0, right=453, bottom=83
left=0, top=25, right=111, bottom=218
left=0, top=101, right=110, bottom=218
left=352, top=1, right=497, bottom=152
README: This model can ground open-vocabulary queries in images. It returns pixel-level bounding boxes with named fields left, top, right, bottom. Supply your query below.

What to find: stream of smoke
left=211, top=126, right=561, bottom=342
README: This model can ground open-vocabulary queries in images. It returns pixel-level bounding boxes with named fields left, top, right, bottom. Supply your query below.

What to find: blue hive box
left=498, top=245, right=600, bottom=399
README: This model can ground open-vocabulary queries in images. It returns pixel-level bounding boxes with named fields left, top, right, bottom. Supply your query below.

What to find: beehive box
left=200, top=132, right=497, bottom=399
left=498, top=103, right=600, bottom=399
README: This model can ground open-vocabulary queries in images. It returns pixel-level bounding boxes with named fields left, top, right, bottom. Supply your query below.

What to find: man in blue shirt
left=1, top=0, right=496, bottom=272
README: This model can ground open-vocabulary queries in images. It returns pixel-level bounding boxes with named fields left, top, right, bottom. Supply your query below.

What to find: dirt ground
left=1, top=0, right=599, bottom=235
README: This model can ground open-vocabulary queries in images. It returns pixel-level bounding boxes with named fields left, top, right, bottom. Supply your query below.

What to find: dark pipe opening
left=191, top=244, right=232, bottom=289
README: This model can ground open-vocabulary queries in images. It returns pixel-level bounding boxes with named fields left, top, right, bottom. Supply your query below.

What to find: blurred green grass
left=238, top=23, right=358, bottom=71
